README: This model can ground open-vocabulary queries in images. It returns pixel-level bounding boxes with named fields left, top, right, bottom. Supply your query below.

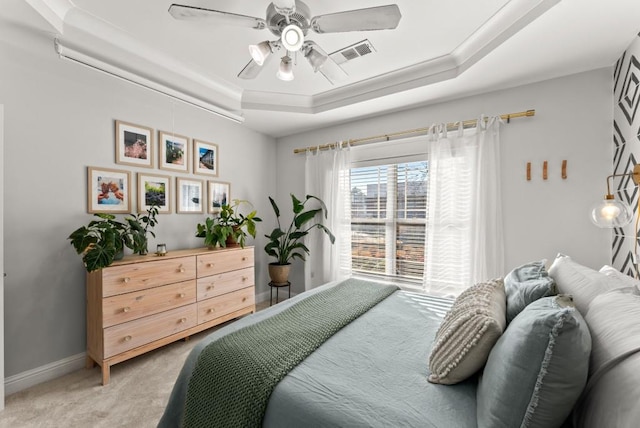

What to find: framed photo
left=138, top=173, right=171, bottom=214
left=207, top=181, right=230, bottom=214
left=115, top=120, right=154, bottom=168
left=159, top=130, right=190, bottom=173
left=176, top=178, right=204, bottom=213
left=193, top=139, right=219, bottom=176
left=87, top=166, right=131, bottom=213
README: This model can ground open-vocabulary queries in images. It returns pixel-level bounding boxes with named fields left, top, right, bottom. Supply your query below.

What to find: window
left=350, top=160, right=428, bottom=284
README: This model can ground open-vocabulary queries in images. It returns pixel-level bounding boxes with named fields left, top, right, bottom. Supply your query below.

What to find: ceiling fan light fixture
left=305, top=46, right=327, bottom=72
left=248, top=41, right=272, bottom=66
left=281, top=24, right=304, bottom=52
left=277, top=55, right=294, bottom=81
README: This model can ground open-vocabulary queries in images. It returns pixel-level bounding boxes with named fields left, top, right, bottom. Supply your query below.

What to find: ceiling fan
left=168, top=0, right=402, bottom=83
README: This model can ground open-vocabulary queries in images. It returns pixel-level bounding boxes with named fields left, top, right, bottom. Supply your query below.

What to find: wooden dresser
left=86, top=246, right=255, bottom=385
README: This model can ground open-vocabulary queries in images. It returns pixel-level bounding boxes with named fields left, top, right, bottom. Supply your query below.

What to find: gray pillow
left=477, top=295, right=591, bottom=428
left=428, top=278, right=506, bottom=385
left=504, top=260, right=556, bottom=323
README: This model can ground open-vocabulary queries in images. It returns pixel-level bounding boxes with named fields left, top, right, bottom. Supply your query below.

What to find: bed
left=158, top=254, right=640, bottom=428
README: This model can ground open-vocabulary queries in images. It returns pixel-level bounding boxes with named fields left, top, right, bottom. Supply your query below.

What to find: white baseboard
left=5, top=352, right=86, bottom=396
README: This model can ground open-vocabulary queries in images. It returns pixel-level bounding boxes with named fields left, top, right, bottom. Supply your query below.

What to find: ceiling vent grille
left=329, top=40, right=376, bottom=65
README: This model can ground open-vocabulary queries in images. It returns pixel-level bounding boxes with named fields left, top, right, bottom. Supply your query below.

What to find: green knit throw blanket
left=182, top=278, right=399, bottom=428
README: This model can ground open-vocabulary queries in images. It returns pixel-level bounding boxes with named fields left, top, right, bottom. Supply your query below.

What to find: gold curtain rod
left=293, top=109, right=535, bottom=154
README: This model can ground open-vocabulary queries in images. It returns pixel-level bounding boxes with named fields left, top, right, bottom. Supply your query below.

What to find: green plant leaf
left=268, top=196, right=280, bottom=218
left=291, top=193, right=304, bottom=214
left=294, top=209, right=321, bottom=228
left=315, top=224, right=336, bottom=244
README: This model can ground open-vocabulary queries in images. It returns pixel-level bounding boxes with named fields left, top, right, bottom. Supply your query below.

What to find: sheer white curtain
left=304, top=143, right=352, bottom=290
left=424, top=116, right=504, bottom=296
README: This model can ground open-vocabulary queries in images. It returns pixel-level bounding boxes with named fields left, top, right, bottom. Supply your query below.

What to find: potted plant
left=264, top=194, right=335, bottom=284
left=124, top=204, right=159, bottom=255
left=196, top=199, right=261, bottom=249
left=68, top=204, right=159, bottom=272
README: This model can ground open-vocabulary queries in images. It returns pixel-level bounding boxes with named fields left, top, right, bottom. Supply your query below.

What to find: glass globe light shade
left=590, top=196, right=633, bottom=228
left=305, top=47, right=327, bottom=72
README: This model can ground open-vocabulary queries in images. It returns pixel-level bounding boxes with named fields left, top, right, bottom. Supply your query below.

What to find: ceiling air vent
left=329, top=40, right=376, bottom=65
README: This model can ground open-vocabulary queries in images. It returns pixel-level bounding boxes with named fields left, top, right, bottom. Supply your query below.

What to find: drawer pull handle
left=207, top=285, right=215, bottom=291
left=207, top=263, right=214, bottom=268
left=122, top=307, right=131, bottom=313
left=178, top=293, right=186, bottom=298
left=124, top=335, right=132, bottom=342
left=242, top=276, right=248, bottom=282
left=123, top=277, right=131, bottom=283
left=242, top=257, right=247, bottom=261
left=208, top=308, right=215, bottom=314
left=179, top=317, right=187, bottom=324
left=242, top=297, right=247, bottom=302
left=178, top=266, right=185, bottom=273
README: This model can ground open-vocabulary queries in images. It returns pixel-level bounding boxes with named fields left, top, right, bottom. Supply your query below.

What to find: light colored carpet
left=0, top=301, right=272, bottom=428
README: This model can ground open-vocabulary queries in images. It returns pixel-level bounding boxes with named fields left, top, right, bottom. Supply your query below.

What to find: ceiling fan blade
left=237, top=59, right=264, bottom=80
left=311, top=5, right=401, bottom=33
left=169, top=4, right=266, bottom=29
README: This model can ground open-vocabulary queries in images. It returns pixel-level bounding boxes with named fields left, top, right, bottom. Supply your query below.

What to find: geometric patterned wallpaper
left=612, top=32, right=640, bottom=276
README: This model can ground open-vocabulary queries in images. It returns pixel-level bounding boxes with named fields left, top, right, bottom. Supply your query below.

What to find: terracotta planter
left=268, top=263, right=291, bottom=285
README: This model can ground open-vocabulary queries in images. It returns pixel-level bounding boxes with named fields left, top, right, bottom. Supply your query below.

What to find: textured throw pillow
left=504, top=260, right=556, bottom=323
left=428, top=278, right=506, bottom=385
left=548, top=254, right=620, bottom=315
left=477, top=295, right=591, bottom=428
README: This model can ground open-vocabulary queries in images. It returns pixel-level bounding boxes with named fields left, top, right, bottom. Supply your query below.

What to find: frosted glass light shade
left=305, top=47, right=327, bottom=72
left=248, top=41, right=272, bottom=66
left=276, top=56, right=294, bottom=81
left=590, top=196, right=633, bottom=228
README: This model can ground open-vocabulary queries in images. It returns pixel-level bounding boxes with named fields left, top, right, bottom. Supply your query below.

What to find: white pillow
left=599, top=265, right=640, bottom=291
left=548, top=254, right=621, bottom=315
left=571, top=289, right=640, bottom=428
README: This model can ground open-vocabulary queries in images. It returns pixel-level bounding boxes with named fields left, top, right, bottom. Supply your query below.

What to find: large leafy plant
left=196, top=199, right=261, bottom=248
left=264, top=194, right=335, bottom=265
left=68, top=205, right=159, bottom=272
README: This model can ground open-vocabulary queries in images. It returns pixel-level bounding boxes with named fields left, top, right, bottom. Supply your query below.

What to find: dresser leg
left=85, top=356, right=96, bottom=369
left=102, top=364, right=110, bottom=386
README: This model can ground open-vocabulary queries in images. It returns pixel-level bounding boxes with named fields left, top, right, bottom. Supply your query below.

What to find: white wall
left=0, top=24, right=277, bottom=379
left=276, top=68, right=614, bottom=292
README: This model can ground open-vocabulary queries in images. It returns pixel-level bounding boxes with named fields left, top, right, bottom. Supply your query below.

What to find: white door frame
left=0, top=104, right=5, bottom=409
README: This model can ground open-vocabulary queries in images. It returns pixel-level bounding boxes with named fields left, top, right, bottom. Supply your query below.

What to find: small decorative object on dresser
left=264, top=194, right=335, bottom=284
left=86, top=246, right=255, bottom=385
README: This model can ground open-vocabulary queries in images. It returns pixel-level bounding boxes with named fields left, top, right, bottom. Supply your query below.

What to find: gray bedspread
left=158, top=282, right=478, bottom=428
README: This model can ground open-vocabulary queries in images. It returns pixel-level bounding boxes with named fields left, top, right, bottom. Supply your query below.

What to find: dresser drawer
left=103, top=304, right=197, bottom=358
left=102, top=280, right=196, bottom=328
left=198, top=287, right=255, bottom=324
left=197, top=267, right=254, bottom=300
left=102, top=256, right=196, bottom=297
left=197, top=248, right=254, bottom=277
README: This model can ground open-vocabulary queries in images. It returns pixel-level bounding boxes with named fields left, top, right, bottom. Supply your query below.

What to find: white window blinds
left=350, top=160, right=428, bottom=284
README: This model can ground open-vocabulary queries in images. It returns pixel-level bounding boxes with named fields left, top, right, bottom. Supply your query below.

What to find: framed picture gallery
left=138, top=173, right=172, bottom=214
left=193, top=139, right=219, bottom=176
left=87, top=166, right=131, bottom=213
left=115, top=120, right=154, bottom=168
left=207, top=181, right=230, bottom=214
left=159, top=130, right=190, bottom=173
left=176, top=177, right=204, bottom=214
